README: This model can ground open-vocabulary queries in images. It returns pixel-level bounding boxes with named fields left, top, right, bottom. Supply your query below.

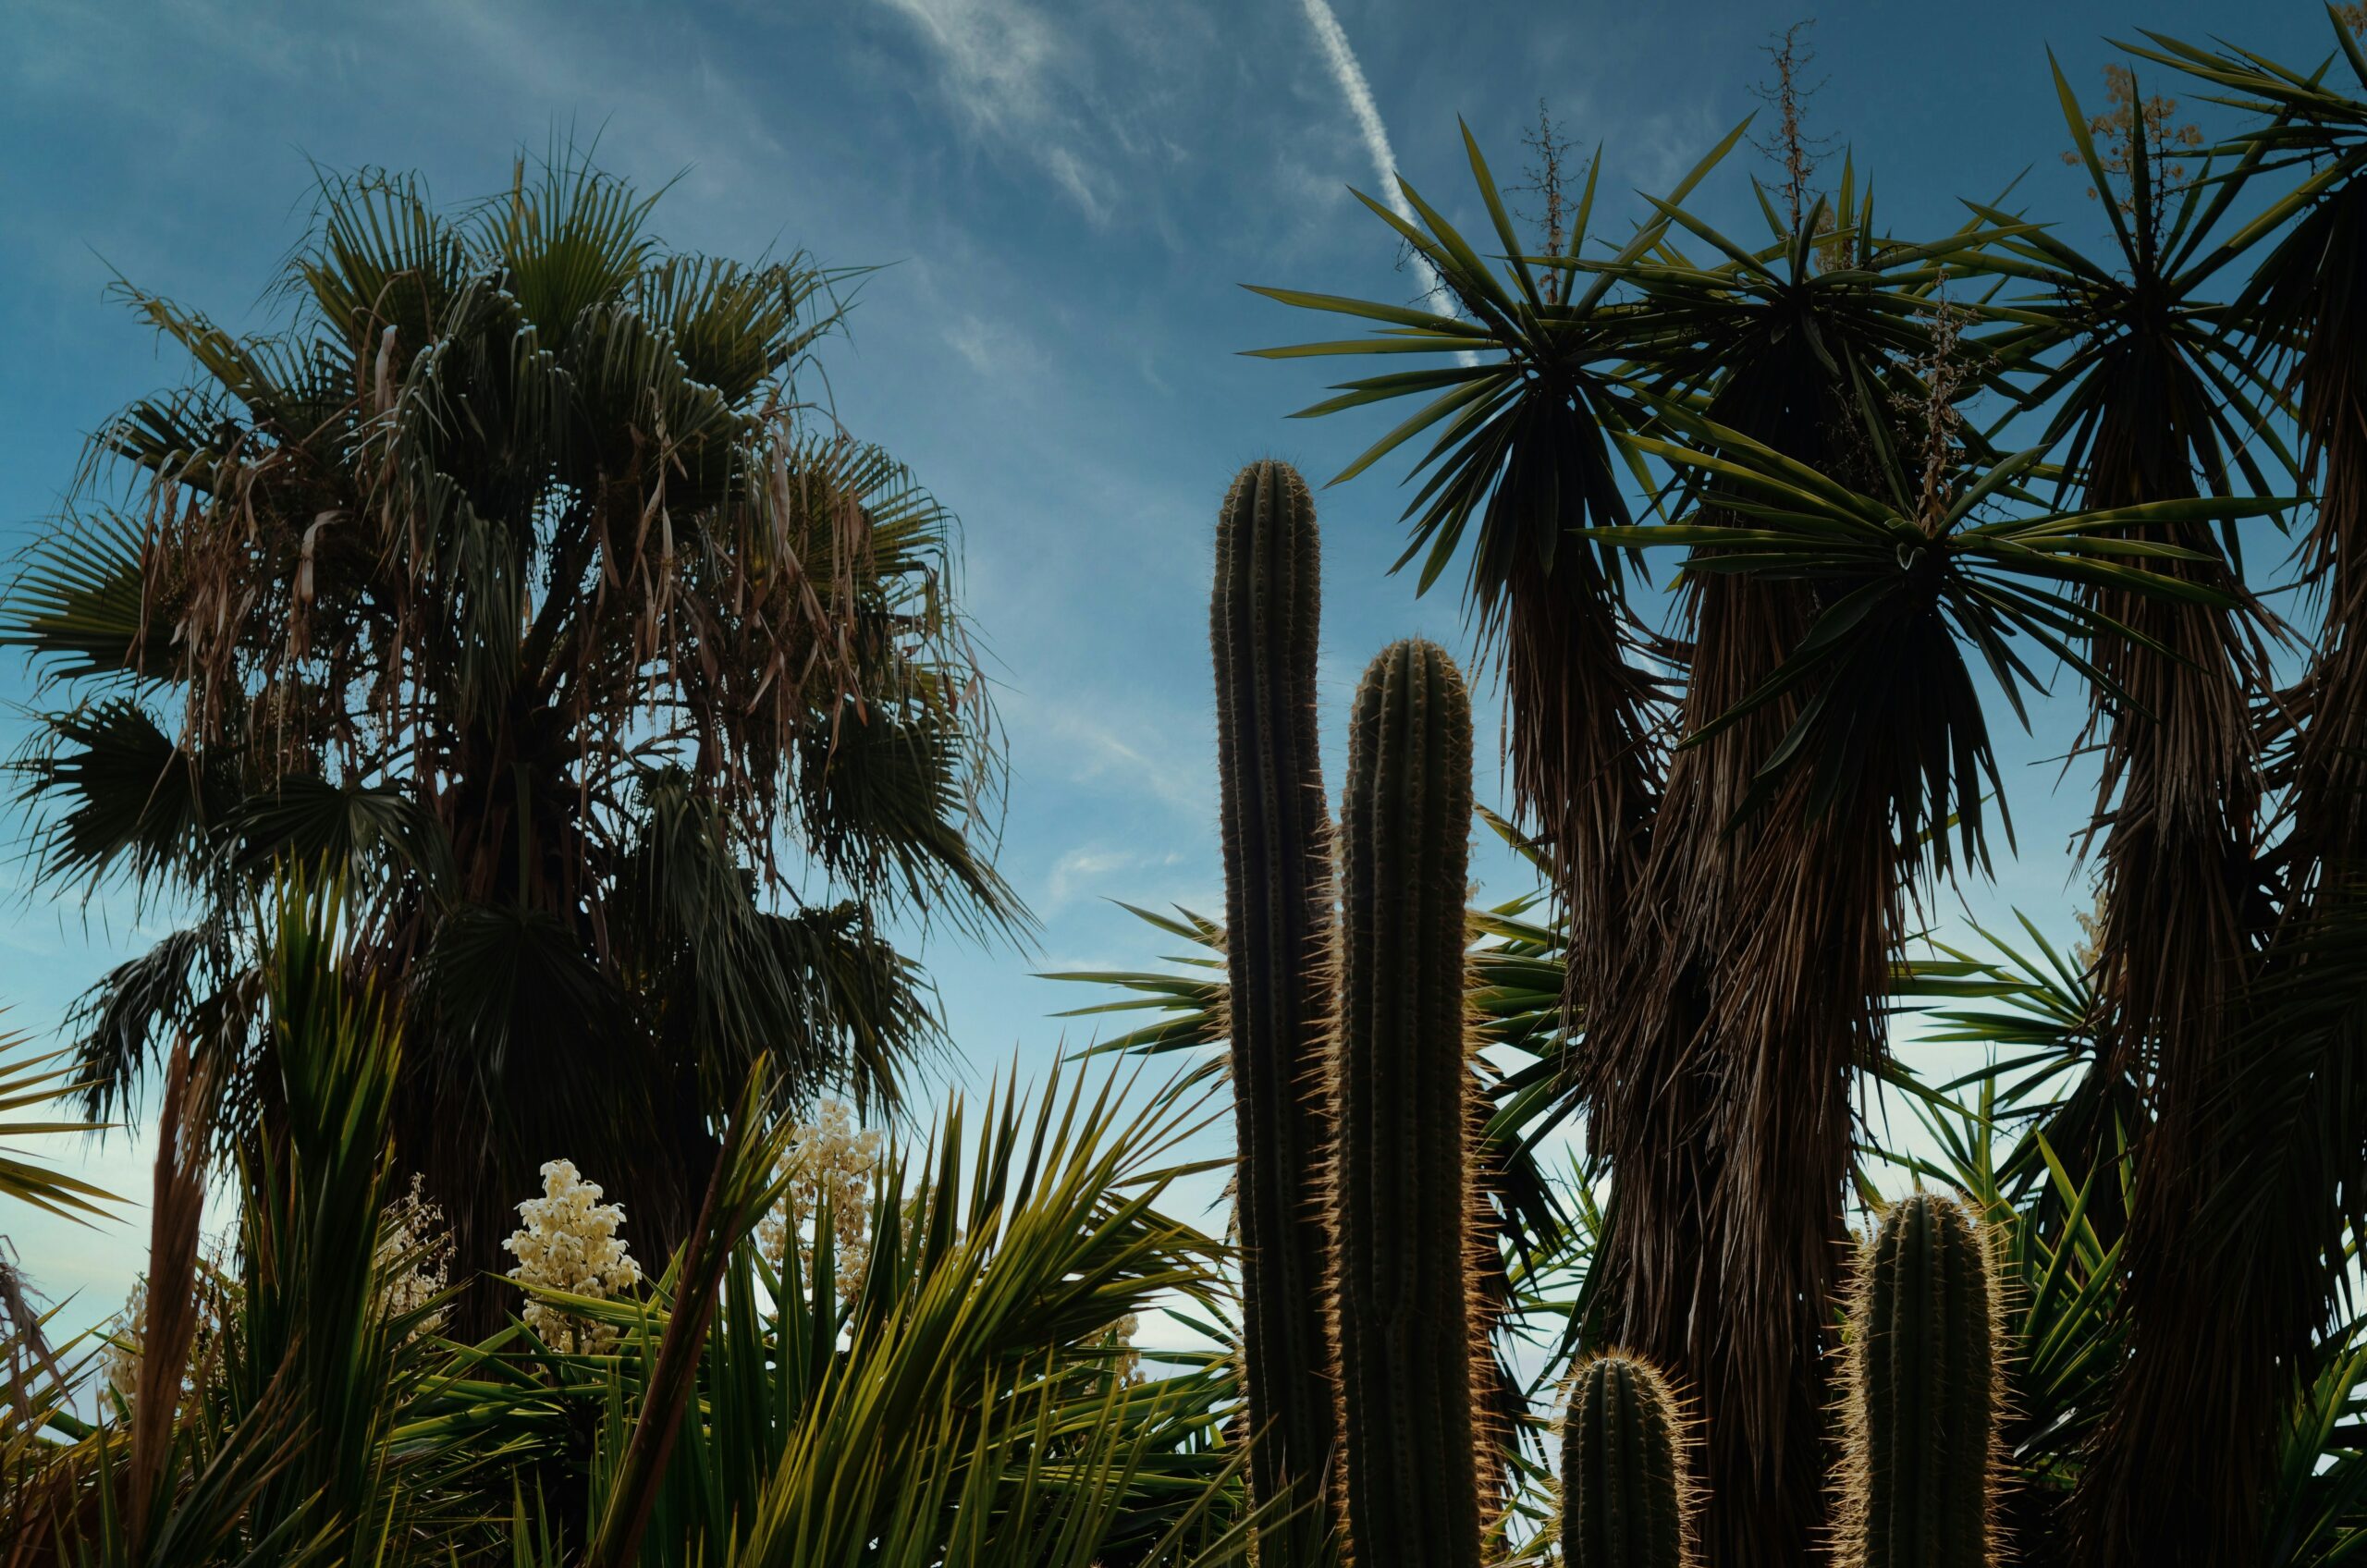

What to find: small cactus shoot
left=1836, top=1191, right=2003, bottom=1568
left=1562, top=1354, right=1695, bottom=1568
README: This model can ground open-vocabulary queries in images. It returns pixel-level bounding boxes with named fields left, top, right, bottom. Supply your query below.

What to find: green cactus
left=1210, top=459, right=1340, bottom=1546
left=1562, top=1354, right=1695, bottom=1568
left=1328, top=637, right=1480, bottom=1568
left=1835, top=1191, right=2003, bottom=1568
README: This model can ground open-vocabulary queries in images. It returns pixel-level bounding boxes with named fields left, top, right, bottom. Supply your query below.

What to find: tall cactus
left=1562, top=1354, right=1695, bottom=1568
left=1834, top=1192, right=2003, bottom=1568
left=1211, top=459, right=1339, bottom=1547
left=1328, top=637, right=1480, bottom=1568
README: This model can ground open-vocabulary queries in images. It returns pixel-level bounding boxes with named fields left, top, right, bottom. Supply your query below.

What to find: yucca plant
left=1, top=147, right=1020, bottom=1322
left=406, top=1065, right=1257, bottom=1568
left=1253, top=69, right=2293, bottom=1562
left=14, top=888, right=1259, bottom=1568
left=2064, top=17, right=2367, bottom=1566
left=1951, top=59, right=2292, bottom=1564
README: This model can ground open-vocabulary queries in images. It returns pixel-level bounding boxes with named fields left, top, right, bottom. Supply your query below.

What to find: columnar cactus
left=1328, top=638, right=1480, bottom=1568
left=1562, top=1354, right=1695, bottom=1568
left=1210, top=459, right=1340, bottom=1544
left=1834, top=1192, right=2003, bottom=1568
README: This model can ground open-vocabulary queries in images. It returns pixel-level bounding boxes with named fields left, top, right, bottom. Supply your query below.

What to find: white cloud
left=943, top=312, right=1043, bottom=379
left=1044, top=844, right=1184, bottom=911
left=1295, top=0, right=1407, bottom=224
left=1001, top=689, right=1211, bottom=823
left=874, top=0, right=1063, bottom=131
left=871, top=0, right=1117, bottom=220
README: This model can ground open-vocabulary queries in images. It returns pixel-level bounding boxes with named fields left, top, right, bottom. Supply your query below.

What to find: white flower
left=102, top=1280, right=146, bottom=1402
left=1101, top=1312, right=1144, bottom=1387
left=377, top=1173, right=454, bottom=1338
left=502, top=1159, right=642, bottom=1354
left=757, top=1099, right=885, bottom=1305
left=102, top=1256, right=239, bottom=1410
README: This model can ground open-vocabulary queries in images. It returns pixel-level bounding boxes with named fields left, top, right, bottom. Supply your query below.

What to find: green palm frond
left=0, top=1031, right=119, bottom=1225
left=403, top=1065, right=1254, bottom=1568
left=2265, top=1315, right=2367, bottom=1568
left=1604, top=399, right=2281, bottom=852
left=1045, top=870, right=1578, bottom=1285
left=0, top=508, right=163, bottom=689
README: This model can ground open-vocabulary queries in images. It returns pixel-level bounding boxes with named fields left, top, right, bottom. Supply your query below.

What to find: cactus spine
left=1562, top=1354, right=1695, bottom=1568
left=1835, top=1192, right=2003, bottom=1568
left=1329, top=638, right=1480, bottom=1568
left=1211, top=460, right=1339, bottom=1546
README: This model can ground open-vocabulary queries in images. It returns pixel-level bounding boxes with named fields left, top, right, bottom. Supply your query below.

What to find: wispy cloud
left=872, top=0, right=1116, bottom=221
left=1044, top=844, right=1186, bottom=911
left=1002, top=690, right=1212, bottom=823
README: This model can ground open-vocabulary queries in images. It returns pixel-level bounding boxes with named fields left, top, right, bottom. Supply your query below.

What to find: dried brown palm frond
left=128, top=1036, right=211, bottom=1562
left=1968, top=54, right=2290, bottom=1565
left=2090, top=21, right=2367, bottom=1567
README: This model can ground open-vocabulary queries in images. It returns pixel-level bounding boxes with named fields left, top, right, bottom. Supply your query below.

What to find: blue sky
left=0, top=0, right=2340, bottom=1335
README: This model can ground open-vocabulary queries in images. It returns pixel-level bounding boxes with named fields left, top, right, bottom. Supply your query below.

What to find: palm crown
left=3, top=152, right=1021, bottom=1305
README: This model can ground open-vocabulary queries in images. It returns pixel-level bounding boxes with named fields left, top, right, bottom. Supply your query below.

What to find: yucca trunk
left=1502, top=535, right=1661, bottom=1019
left=2282, top=185, right=2367, bottom=878
left=1588, top=364, right=1886, bottom=1568
left=2068, top=360, right=2274, bottom=1567
left=2076, top=178, right=2367, bottom=1568
left=1489, top=429, right=1666, bottom=1501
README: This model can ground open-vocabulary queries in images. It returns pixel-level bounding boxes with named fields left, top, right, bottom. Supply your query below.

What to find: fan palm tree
left=2, top=149, right=1022, bottom=1321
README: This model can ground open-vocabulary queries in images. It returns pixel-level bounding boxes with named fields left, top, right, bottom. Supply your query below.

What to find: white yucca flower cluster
left=104, top=1173, right=448, bottom=1403
left=502, top=1158, right=642, bottom=1353
left=377, top=1173, right=454, bottom=1338
left=758, top=1098, right=885, bottom=1305
left=102, top=1278, right=147, bottom=1400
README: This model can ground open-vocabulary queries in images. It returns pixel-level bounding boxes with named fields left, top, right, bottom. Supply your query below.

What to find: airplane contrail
left=1296, top=0, right=1470, bottom=356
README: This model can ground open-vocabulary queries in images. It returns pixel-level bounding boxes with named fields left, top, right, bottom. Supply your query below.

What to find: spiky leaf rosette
left=1836, top=1192, right=2003, bottom=1568
left=1210, top=459, right=1338, bottom=1552
left=1562, top=1354, right=1695, bottom=1568
left=1329, top=638, right=1479, bottom=1568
